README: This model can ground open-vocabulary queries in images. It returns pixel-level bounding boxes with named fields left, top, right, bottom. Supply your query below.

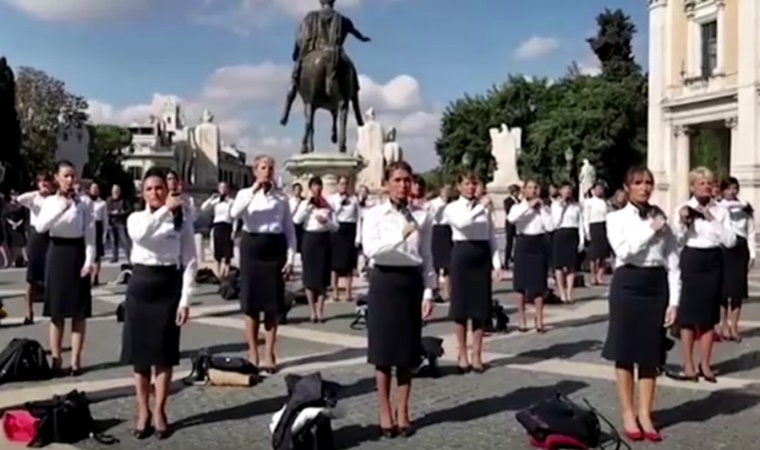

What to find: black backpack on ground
left=196, top=267, right=220, bottom=285
left=484, top=300, right=510, bottom=334
left=24, top=390, right=118, bottom=447
left=0, top=338, right=52, bottom=384
left=185, top=350, right=259, bottom=385
left=218, top=268, right=240, bottom=300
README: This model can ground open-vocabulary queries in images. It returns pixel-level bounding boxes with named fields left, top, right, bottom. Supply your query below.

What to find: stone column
left=716, top=0, right=726, bottom=74
left=673, top=125, right=692, bottom=210
left=647, top=0, right=668, bottom=179
left=726, top=116, right=739, bottom=173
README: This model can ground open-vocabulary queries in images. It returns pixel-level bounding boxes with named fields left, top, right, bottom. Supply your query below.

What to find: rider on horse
left=280, top=0, right=370, bottom=126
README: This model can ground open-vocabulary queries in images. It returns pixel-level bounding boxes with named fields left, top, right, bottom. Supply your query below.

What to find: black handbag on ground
left=185, top=350, right=259, bottom=385
left=23, top=390, right=118, bottom=447
left=515, top=393, right=624, bottom=450
left=0, top=338, right=51, bottom=384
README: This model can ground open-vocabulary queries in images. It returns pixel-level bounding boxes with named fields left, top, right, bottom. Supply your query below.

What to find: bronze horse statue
left=293, top=50, right=363, bottom=154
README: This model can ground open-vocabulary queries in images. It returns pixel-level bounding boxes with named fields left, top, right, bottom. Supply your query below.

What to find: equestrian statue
left=280, top=0, right=370, bottom=154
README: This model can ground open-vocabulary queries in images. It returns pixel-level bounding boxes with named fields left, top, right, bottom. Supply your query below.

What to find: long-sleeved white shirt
left=328, top=193, right=360, bottom=223
left=583, top=196, right=608, bottom=236
left=200, top=195, right=234, bottom=224
left=718, top=198, right=756, bottom=260
left=127, top=207, right=197, bottom=307
left=35, top=194, right=96, bottom=268
left=675, top=197, right=736, bottom=249
left=292, top=200, right=339, bottom=233
left=606, top=203, right=681, bottom=306
left=360, top=201, right=435, bottom=300
left=507, top=200, right=554, bottom=235
left=427, top=196, right=449, bottom=225
left=443, top=197, right=501, bottom=269
left=16, top=190, right=47, bottom=228
left=231, top=187, right=296, bottom=264
left=551, top=201, right=585, bottom=249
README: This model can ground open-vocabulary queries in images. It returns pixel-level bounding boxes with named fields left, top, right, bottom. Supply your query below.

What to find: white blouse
left=443, top=197, right=501, bottom=269
left=507, top=200, right=554, bottom=235
left=200, top=195, right=234, bottom=224
left=91, top=199, right=108, bottom=223
left=292, top=200, right=339, bottom=233
left=675, top=197, right=736, bottom=249
left=606, top=203, right=681, bottom=306
left=718, top=199, right=757, bottom=259
left=230, top=187, right=296, bottom=264
left=127, top=207, right=197, bottom=308
left=583, top=196, right=608, bottom=225
left=360, top=201, right=435, bottom=299
left=35, top=195, right=96, bottom=267
left=427, top=196, right=448, bottom=225
left=328, top=193, right=360, bottom=223
left=16, top=191, right=47, bottom=227
left=289, top=197, right=307, bottom=217
left=551, top=201, right=585, bottom=245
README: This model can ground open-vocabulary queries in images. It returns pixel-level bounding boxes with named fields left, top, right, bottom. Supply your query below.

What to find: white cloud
left=514, top=35, right=560, bottom=60
left=3, top=0, right=150, bottom=22
left=86, top=61, right=440, bottom=170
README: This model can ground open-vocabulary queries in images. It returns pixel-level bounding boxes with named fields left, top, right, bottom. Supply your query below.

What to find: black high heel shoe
left=153, top=413, right=172, bottom=440
left=698, top=366, right=717, bottom=383
left=379, top=426, right=397, bottom=439
left=132, top=414, right=153, bottom=440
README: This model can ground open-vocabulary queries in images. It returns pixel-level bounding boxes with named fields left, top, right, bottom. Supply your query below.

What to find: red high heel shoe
left=623, top=428, right=643, bottom=441
left=642, top=430, right=663, bottom=442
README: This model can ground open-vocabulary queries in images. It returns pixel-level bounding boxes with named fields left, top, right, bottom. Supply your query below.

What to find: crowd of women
left=5, top=156, right=754, bottom=444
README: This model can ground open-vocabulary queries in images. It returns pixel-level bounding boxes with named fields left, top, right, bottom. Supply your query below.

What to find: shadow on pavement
left=657, top=389, right=760, bottom=429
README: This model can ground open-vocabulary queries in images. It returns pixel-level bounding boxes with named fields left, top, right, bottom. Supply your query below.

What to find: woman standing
left=4, top=191, right=28, bottom=267
left=507, top=180, right=553, bottom=332
left=717, top=177, right=754, bottom=342
left=328, top=176, right=360, bottom=302
left=293, top=177, right=338, bottom=322
left=584, top=183, right=610, bottom=285
left=603, top=167, right=679, bottom=442
left=362, top=161, right=435, bottom=438
left=673, top=167, right=736, bottom=382
left=121, top=168, right=195, bottom=439
left=230, top=155, right=295, bottom=373
left=356, top=184, right=373, bottom=276
left=288, top=183, right=306, bottom=257
left=88, top=183, right=108, bottom=286
left=444, top=173, right=501, bottom=373
left=200, top=182, right=235, bottom=277
left=551, top=183, right=585, bottom=303
left=16, top=174, right=54, bottom=325
left=35, top=160, right=96, bottom=376
left=428, top=185, right=453, bottom=298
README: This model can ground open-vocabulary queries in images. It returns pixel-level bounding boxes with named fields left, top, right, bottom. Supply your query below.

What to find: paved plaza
left=1, top=262, right=760, bottom=450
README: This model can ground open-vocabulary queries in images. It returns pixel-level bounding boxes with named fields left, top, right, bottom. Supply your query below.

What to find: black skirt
left=26, top=230, right=49, bottom=286
left=95, top=221, right=105, bottom=261
left=43, top=237, right=91, bottom=319
left=330, top=222, right=358, bottom=275
left=513, top=234, right=548, bottom=300
left=239, top=232, right=287, bottom=316
left=431, top=224, right=453, bottom=272
left=679, top=247, right=722, bottom=328
left=588, top=222, right=610, bottom=260
left=294, top=224, right=304, bottom=254
left=722, top=236, right=749, bottom=304
left=449, top=240, right=492, bottom=321
left=6, top=226, right=26, bottom=249
left=302, top=230, right=332, bottom=291
left=212, top=222, right=234, bottom=263
left=120, top=265, right=182, bottom=368
left=552, top=227, right=580, bottom=270
left=367, top=265, right=423, bottom=368
left=602, top=266, right=668, bottom=366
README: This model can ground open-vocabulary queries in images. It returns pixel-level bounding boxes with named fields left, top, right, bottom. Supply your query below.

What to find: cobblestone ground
left=1, top=262, right=760, bottom=450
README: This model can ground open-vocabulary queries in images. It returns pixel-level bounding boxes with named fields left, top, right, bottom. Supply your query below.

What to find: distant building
left=120, top=98, right=251, bottom=192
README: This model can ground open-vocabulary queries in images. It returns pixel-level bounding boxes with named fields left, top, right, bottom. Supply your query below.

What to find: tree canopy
left=85, top=124, right=136, bottom=200
left=0, top=57, right=22, bottom=190
left=435, top=8, right=646, bottom=192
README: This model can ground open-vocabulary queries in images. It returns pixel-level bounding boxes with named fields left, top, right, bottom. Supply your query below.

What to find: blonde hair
left=253, top=154, right=274, bottom=166
left=688, top=166, right=715, bottom=186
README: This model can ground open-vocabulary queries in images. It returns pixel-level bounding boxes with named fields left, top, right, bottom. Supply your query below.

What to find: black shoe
left=154, top=428, right=171, bottom=440
left=379, top=426, right=397, bottom=439
left=699, top=367, right=717, bottom=383
left=398, top=426, right=415, bottom=438
left=132, top=415, right=153, bottom=440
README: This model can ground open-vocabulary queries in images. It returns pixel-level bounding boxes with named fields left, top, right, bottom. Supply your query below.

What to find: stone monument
left=486, top=123, right=522, bottom=227
left=192, top=110, right=221, bottom=189
left=55, top=123, right=90, bottom=178
left=579, top=159, right=596, bottom=199
left=353, top=108, right=386, bottom=192
left=382, top=127, right=403, bottom=166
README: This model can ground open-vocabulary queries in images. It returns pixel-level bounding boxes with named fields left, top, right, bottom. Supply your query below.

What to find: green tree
left=587, top=8, right=640, bottom=80
left=0, top=57, right=22, bottom=190
left=85, top=124, right=135, bottom=200
left=15, top=66, right=88, bottom=186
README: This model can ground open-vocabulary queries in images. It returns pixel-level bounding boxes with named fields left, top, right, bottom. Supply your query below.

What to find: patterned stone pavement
left=1, top=264, right=760, bottom=450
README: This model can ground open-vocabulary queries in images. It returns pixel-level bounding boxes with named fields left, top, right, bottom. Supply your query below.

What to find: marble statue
left=579, top=159, right=596, bottom=198
left=354, top=108, right=386, bottom=191
left=55, top=123, right=90, bottom=178
left=173, top=144, right=196, bottom=185
left=487, top=123, right=522, bottom=188
left=382, top=127, right=403, bottom=166
left=192, top=110, right=221, bottom=187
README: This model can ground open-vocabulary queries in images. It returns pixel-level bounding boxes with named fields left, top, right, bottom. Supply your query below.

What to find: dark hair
left=457, top=171, right=479, bottom=183
left=291, top=182, right=302, bottom=190
left=55, top=160, right=75, bottom=172
left=383, top=161, right=413, bottom=181
left=623, top=166, right=654, bottom=187
left=35, top=172, right=53, bottom=184
left=308, top=176, right=323, bottom=188
left=165, top=169, right=179, bottom=179
left=413, top=175, right=426, bottom=189
left=508, top=184, right=520, bottom=196
left=143, top=167, right=168, bottom=184
left=720, top=176, right=739, bottom=191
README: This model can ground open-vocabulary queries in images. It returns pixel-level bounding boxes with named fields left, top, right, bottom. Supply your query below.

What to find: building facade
left=120, top=99, right=251, bottom=194
left=648, top=0, right=759, bottom=214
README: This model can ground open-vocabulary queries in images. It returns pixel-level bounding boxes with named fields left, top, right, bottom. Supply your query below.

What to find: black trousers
left=504, top=222, right=516, bottom=266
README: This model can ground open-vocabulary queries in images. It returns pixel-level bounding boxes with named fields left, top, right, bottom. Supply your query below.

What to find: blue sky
left=0, top=0, right=648, bottom=171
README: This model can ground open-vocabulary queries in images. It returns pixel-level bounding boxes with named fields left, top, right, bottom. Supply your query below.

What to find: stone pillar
left=716, top=0, right=726, bottom=74
left=647, top=0, right=667, bottom=179
left=672, top=126, right=692, bottom=212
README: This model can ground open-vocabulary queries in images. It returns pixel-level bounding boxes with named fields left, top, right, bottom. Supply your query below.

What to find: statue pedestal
left=486, top=181, right=522, bottom=231
left=283, top=153, right=365, bottom=194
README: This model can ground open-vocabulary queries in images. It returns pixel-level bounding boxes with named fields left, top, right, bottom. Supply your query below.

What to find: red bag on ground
left=2, top=409, right=40, bottom=444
